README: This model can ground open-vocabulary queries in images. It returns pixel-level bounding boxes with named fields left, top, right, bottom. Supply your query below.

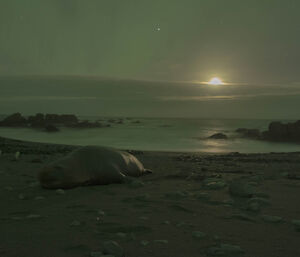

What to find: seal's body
left=38, top=146, right=151, bottom=189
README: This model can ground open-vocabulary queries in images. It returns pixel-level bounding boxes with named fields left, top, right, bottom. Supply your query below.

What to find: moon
left=208, top=77, right=224, bottom=85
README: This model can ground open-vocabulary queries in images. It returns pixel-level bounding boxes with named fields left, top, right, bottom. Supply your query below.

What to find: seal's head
left=38, top=164, right=78, bottom=189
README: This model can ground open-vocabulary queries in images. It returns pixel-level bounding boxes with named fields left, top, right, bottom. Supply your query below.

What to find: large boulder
left=262, top=120, right=300, bottom=142
left=0, top=113, right=27, bottom=127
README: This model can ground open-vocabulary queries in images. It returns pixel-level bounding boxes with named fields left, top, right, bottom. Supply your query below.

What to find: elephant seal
left=38, top=145, right=152, bottom=189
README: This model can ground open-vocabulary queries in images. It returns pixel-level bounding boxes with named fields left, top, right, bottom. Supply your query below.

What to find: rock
left=26, top=214, right=42, bottom=219
left=45, top=124, right=59, bottom=132
left=192, top=231, right=206, bottom=239
left=0, top=113, right=27, bottom=127
left=291, top=220, right=300, bottom=232
left=55, top=189, right=65, bottom=195
left=140, top=240, right=149, bottom=246
left=208, top=133, right=228, bottom=139
left=262, top=215, right=283, bottom=223
left=154, top=240, right=168, bottom=244
left=102, top=241, right=124, bottom=257
left=18, top=193, right=26, bottom=200
left=202, top=178, right=227, bottom=190
left=90, top=252, right=104, bottom=257
left=207, top=243, right=244, bottom=256
left=229, top=179, right=255, bottom=198
left=262, top=120, right=300, bottom=142
left=70, top=220, right=81, bottom=226
left=34, top=196, right=45, bottom=200
left=116, top=232, right=127, bottom=239
left=15, top=151, right=20, bottom=161
left=127, top=180, right=145, bottom=188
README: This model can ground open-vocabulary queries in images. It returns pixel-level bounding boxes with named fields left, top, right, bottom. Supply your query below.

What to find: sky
left=0, top=0, right=299, bottom=118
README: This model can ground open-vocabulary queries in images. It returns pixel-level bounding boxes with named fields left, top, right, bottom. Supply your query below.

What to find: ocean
left=0, top=117, right=299, bottom=153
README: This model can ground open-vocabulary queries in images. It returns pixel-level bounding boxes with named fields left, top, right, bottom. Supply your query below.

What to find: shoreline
left=0, top=136, right=299, bottom=257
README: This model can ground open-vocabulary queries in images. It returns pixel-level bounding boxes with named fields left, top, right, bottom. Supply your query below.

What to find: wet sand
left=0, top=136, right=299, bottom=257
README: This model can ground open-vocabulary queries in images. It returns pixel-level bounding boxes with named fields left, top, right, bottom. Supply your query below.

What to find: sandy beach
left=0, top=136, right=299, bottom=257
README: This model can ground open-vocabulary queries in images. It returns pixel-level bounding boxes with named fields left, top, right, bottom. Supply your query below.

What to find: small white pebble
left=140, top=240, right=149, bottom=246
left=70, top=220, right=81, bottom=226
left=97, top=210, right=105, bottom=216
left=26, top=214, right=42, bottom=219
left=154, top=240, right=168, bottom=244
left=15, top=151, right=20, bottom=161
left=18, top=193, right=25, bottom=200
left=56, top=189, right=65, bottom=195
left=34, top=196, right=45, bottom=200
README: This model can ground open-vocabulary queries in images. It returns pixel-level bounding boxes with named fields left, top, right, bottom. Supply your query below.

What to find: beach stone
left=163, top=220, right=170, bottom=225
left=140, top=240, right=150, bottom=246
left=202, top=178, right=227, bottom=190
left=262, top=215, right=283, bottom=223
left=154, top=240, right=168, bottom=244
left=18, top=193, right=26, bottom=200
left=229, top=179, right=255, bottom=198
left=246, top=202, right=260, bottom=212
left=14, top=151, right=20, bottom=161
left=291, top=220, right=300, bottom=232
left=165, top=191, right=188, bottom=199
left=90, top=252, right=103, bottom=257
left=102, top=241, right=124, bottom=257
left=56, top=189, right=65, bottom=195
left=192, top=231, right=206, bottom=239
left=207, top=243, right=244, bottom=256
left=26, top=214, right=42, bottom=219
left=70, top=220, right=81, bottom=226
left=34, top=196, right=45, bottom=200
left=195, top=192, right=210, bottom=200
left=116, top=232, right=127, bottom=239
left=231, top=213, right=256, bottom=222
left=247, top=197, right=270, bottom=207
left=128, top=179, right=145, bottom=188
left=97, top=210, right=106, bottom=216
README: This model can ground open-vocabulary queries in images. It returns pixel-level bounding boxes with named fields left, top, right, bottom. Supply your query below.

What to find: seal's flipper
left=144, top=169, right=153, bottom=174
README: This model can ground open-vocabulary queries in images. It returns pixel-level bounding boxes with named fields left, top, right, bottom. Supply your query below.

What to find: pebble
left=192, top=231, right=206, bottom=239
left=140, top=240, right=150, bottom=246
left=15, top=151, right=20, bottom=161
left=56, top=189, right=65, bottom=195
left=116, top=232, right=127, bottom=239
left=262, top=215, right=283, bottom=223
left=154, top=240, right=168, bottom=244
left=90, top=252, right=104, bottom=257
left=202, top=178, right=227, bottom=190
left=26, top=214, right=42, bottom=219
left=70, top=220, right=81, bottom=226
left=207, top=243, right=244, bottom=256
left=291, top=220, right=300, bottom=231
left=128, top=180, right=145, bottom=188
left=102, top=241, right=124, bottom=257
left=18, top=193, right=26, bottom=200
left=229, top=179, right=255, bottom=197
left=34, top=196, right=45, bottom=200
left=162, top=220, right=170, bottom=225
left=97, top=210, right=106, bottom=216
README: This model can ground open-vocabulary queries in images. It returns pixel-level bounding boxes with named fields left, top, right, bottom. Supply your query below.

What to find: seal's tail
left=144, top=169, right=153, bottom=174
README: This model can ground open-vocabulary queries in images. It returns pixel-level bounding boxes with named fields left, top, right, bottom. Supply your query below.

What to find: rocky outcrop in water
left=262, top=121, right=300, bottom=142
left=236, top=120, right=300, bottom=143
left=0, top=113, right=110, bottom=131
left=208, top=133, right=228, bottom=139
left=0, top=113, right=27, bottom=127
